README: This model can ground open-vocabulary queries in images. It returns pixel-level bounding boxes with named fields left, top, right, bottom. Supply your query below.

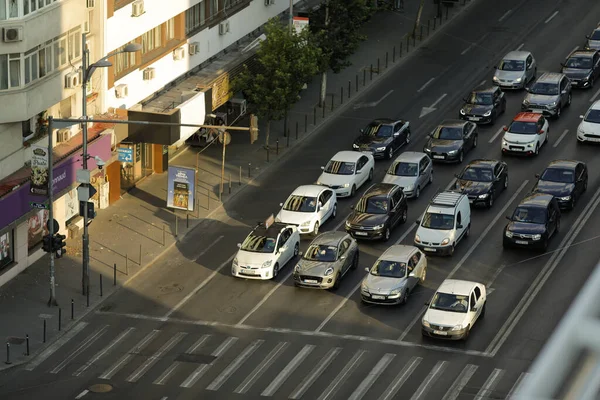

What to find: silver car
left=492, top=51, right=537, bottom=89
left=293, top=231, right=359, bottom=290
left=585, top=26, right=600, bottom=50
left=382, top=152, right=433, bottom=199
left=522, top=72, right=572, bottom=118
left=360, top=245, right=427, bottom=305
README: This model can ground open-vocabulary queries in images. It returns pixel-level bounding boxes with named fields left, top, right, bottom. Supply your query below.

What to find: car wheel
left=351, top=185, right=356, bottom=197
left=556, top=218, right=561, bottom=234
left=449, top=244, right=455, bottom=256
left=473, top=135, right=478, bottom=148
left=415, top=186, right=421, bottom=199
left=351, top=253, right=359, bottom=270
left=463, top=325, right=471, bottom=341
left=490, top=112, right=496, bottom=125
left=429, top=171, right=434, bottom=184
left=458, top=151, right=464, bottom=163
left=487, top=193, right=494, bottom=208
left=584, top=179, right=588, bottom=192
left=313, top=221, right=320, bottom=236
left=294, top=242, right=299, bottom=257
left=566, top=93, right=572, bottom=107
left=591, top=77, right=595, bottom=88
left=570, top=194, right=576, bottom=210
left=332, top=272, right=341, bottom=290
left=272, top=263, right=280, bottom=279
left=540, top=238, right=549, bottom=252
left=502, top=100, right=507, bottom=114
left=401, top=208, right=408, bottom=224
left=401, top=289, right=409, bottom=305
left=480, top=302, right=486, bottom=319
left=420, top=267, right=427, bottom=284
left=504, top=175, right=509, bottom=190
left=465, top=224, right=471, bottom=237
left=368, top=169, right=374, bottom=182
left=386, top=146, right=394, bottom=160
left=332, top=203, right=337, bottom=218
left=405, top=131, right=411, bottom=145
left=383, top=227, right=391, bottom=242
left=556, top=105, right=562, bottom=119
left=534, top=144, right=540, bottom=156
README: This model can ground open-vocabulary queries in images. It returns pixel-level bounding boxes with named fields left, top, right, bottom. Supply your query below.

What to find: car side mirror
left=393, top=132, right=400, bottom=137
left=415, top=219, right=420, bottom=225
left=320, top=166, right=325, bottom=170
left=535, top=173, right=540, bottom=178
left=562, top=90, right=567, bottom=94
left=350, top=205, right=355, bottom=210
left=495, top=177, right=501, bottom=182
left=524, top=87, right=530, bottom=92
left=279, top=246, right=287, bottom=253
left=506, top=215, right=512, bottom=221
left=424, top=301, right=430, bottom=306
left=454, top=173, right=460, bottom=179
left=560, top=62, right=566, bottom=68
left=279, top=202, right=284, bottom=207
left=456, top=224, right=463, bottom=229
left=493, top=66, right=497, bottom=70
left=364, top=267, right=370, bottom=272
left=340, top=255, right=346, bottom=260
left=237, top=243, right=242, bottom=248
left=356, top=169, right=362, bottom=174
left=360, top=128, right=364, bottom=133
left=502, top=126, right=508, bottom=131
left=580, top=115, right=585, bottom=119
left=298, top=251, right=303, bottom=257
left=462, top=97, right=468, bottom=102
left=586, top=35, right=591, bottom=39
left=472, top=306, right=478, bottom=312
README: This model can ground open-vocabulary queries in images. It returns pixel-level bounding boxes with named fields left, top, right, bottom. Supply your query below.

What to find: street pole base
left=47, top=297, right=58, bottom=307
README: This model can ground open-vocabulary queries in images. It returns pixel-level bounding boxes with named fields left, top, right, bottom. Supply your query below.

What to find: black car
left=560, top=49, right=600, bottom=89
left=503, top=193, right=560, bottom=252
left=452, top=159, right=508, bottom=208
left=423, top=120, right=478, bottom=163
left=532, top=160, right=588, bottom=210
left=352, top=118, right=411, bottom=159
left=345, top=183, right=407, bottom=242
left=459, top=86, right=506, bottom=125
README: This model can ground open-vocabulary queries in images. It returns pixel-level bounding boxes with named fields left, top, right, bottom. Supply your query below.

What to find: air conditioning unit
left=86, top=0, right=95, bottom=8
left=264, top=0, right=275, bottom=5
left=143, top=68, right=155, bottom=80
left=132, top=0, right=144, bottom=17
left=115, top=84, right=129, bottom=98
left=219, top=20, right=230, bottom=35
left=65, top=71, right=81, bottom=88
left=173, top=47, right=185, bottom=60
left=2, top=27, right=24, bottom=43
left=57, top=128, right=71, bottom=143
left=189, top=42, right=199, bottom=55
left=229, top=98, right=247, bottom=117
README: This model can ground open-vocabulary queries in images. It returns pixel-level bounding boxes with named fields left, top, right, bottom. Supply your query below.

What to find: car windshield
left=461, top=167, right=494, bottom=182
left=512, top=206, right=547, bottom=224
left=584, top=109, right=600, bottom=123
left=540, top=168, right=575, bottom=183
left=498, top=59, right=525, bottom=71
left=389, top=162, right=418, bottom=177
left=565, top=57, right=593, bottom=69
left=421, top=212, right=454, bottom=230
left=509, top=121, right=538, bottom=134
left=371, top=260, right=406, bottom=278
left=591, top=30, right=600, bottom=40
left=468, top=92, right=493, bottom=105
left=529, top=82, right=559, bottom=95
left=355, top=195, right=389, bottom=214
left=304, top=244, right=337, bottom=262
left=432, top=126, right=463, bottom=140
left=364, top=124, right=393, bottom=138
left=324, top=160, right=355, bottom=175
left=430, top=292, right=469, bottom=313
left=283, top=195, right=317, bottom=212
left=240, top=234, right=277, bottom=253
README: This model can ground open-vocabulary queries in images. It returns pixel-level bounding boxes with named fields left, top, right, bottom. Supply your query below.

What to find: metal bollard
left=100, top=274, right=103, bottom=297
left=377, top=58, right=380, bottom=73
left=86, top=288, right=90, bottom=307
left=266, top=146, right=270, bottom=162
left=26, top=334, right=29, bottom=356
left=186, top=213, right=189, bottom=228
left=239, top=165, right=242, bottom=185
left=322, top=103, right=326, bottom=118
left=58, top=308, right=62, bottom=331
left=356, top=74, right=359, bottom=92
left=248, top=163, right=252, bottom=178
left=313, top=106, right=317, bottom=124
left=331, top=94, right=334, bottom=111
left=113, top=263, right=117, bottom=285
left=428, top=20, right=430, bottom=36
left=446, top=6, right=449, bottom=20
left=413, top=34, right=416, bottom=47
left=175, top=215, right=178, bottom=237
left=304, top=114, right=308, bottom=133
left=287, top=129, right=290, bottom=147
left=348, top=80, right=351, bottom=100
left=363, top=69, right=366, bottom=86
left=71, top=299, right=74, bottom=319
left=420, top=25, right=424, bottom=41
left=407, top=35, right=410, bottom=50
left=393, top=46, right=396, bottom=62
left=400, top=42, right=403, bottom=57
left=162, top=224, right=166, bottom=245
left=229, top=173, right=232, bottom=194
left=276, top=139, right=279, bottom=155
left=434, top=17, right=437, bottom=30
left=5, top=343, right=10, bottom=365
left=43, top=320, right=46, bottom=343
left=386, top=52, right=389, bottom=68
left=125, top=253, right=129, bottom=276
left=340, top=87, right=344, bottom=105
left=370, top=64, right=373, bottom=80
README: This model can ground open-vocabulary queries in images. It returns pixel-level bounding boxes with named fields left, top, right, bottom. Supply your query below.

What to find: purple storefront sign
left=0, top=134, right=112, bottom=229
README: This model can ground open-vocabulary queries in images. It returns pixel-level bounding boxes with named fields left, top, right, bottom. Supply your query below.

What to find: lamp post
left=80, top=33, right=141, bottom=295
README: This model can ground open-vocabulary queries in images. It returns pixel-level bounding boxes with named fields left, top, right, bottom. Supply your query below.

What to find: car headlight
left=532, top=234, right=542, bottom=241
left=441, top=238, right=450, bottom=245
left=262, top=260, right=273, bottom=268
left=423, top=147, right=431, bottom=153
left=478, top=193, right=489, bottom=199
left=390, top=288, right=402, bottom=295
left=294, top=265, right=301, bottom=273
left=447, top=150, right=458, bottom=155
left=559, top=196, right=571, bottom=201
left=373, top=224, right=385, bottom=230
left=522, top=100, right=530, bottom=107
left=515, top=77, right=522, bottom=83
left=405, top=184, right=414, bottom=191
left=353, top=143, right=359, bottom=149
left=451, top=324, right=464, bottom=331
left=233, top=258, right=238, bottom=267
left=549, top=101, right=557, bottom=107
left=343, top=183, right=350, bottom=188
left=422, top=319, right=431, bottom=328
left=415, top=234, right=421, bottom=243
left=526, top=142, right=535, bottom=148
left=301, top=221, right=312, bottom=227
left=460, top=109, right=466, bottom=115
left=324, top=267, right=334, bottom=276
left=376, top=147, right=386, bottom=151
left=345, top=220, right=351, bottom=227
left=483, top=110, right=492, bottom=117
left=492, top=76, right=499, bottom=82
left=502, top=140, right=508, bottom=146
left=361, top=283, right=369, bottom=293
left=505, top=231, right=513, bottom=238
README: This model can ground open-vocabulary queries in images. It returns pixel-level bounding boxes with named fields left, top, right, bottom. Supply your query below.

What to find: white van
left=414, top=191, right=471, bottom=256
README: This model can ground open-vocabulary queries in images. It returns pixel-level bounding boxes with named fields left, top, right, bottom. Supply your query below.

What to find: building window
left=185, top=1, right=205, bottom=34
left=0, top=230, right=14, bottom=270
left=210, top=0, right=218, bottom=18
left=142, top=26, right=162, bottom=54
left=0, top=0, right=62, bottom=18
left=24, top=48, right=38, bottom=85
left=166, top=17, right=175, bottom=41
left=114, top=42, right=137, bottom=75
left=0, top=0, right=19, bottom=20
left=67, top=26, right=82, bottom=61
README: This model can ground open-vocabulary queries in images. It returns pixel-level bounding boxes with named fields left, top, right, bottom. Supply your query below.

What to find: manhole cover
left=218, top=305, right=237, bottom=314
left=89, top=383, right=113, bottom=393
left=159, top=283, right=183, bottom=294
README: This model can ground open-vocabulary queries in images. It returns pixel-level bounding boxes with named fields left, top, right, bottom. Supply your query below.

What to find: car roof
left=291, top=185, right=326, bottom=197
left=502, top=51, right=530, bottom=61
left=472, top=86, right=497, bottom=94
left=393, top=152, right=426, bottom=163
left=252, top=223, right=289, bottom=238
left=330, top=151, right=364, bottom=163
left=437, top=279, right=480, bottom=296
left=363, top=183, right=398, bottom=197
left=519, top=192, right=553, bottom=207
left=546, top=159, right=579, bottom=170
left=311, top=231, right=347, bottom=246
left=465, top=159, right=498, bottom=169
left=368, top=118, right=396, bottom=126
left=536, top=72, right=564, bottom=83
left=568, top=49, right=596, bottom=58
left=513, top=112, right=542, bottom=123
left=438, top=119, right=467, bottom=128
left=380, top=245, right=418, bottom=260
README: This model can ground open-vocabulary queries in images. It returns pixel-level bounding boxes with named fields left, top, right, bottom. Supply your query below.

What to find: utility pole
left=81, top=32, right=90, bottom=296
left=289, top=0, right=294, bottom=32
left=47, top=117, right=58, bottom=307
left=319, top=0, right=330, bottom=108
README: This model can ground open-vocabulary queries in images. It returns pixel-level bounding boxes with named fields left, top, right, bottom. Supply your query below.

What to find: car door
left=275, top=231, right=287, bottom=265
left=356, top=156, right=369, bottom=187
left=415, top=250, right=427, bottom=280
left=560, top=77, right=570, bottom=104
left=317, top=191, right=329, bottom=223
left=280, top=228, right=294, bottom=264
left=468, top=291, right=479, bottom=326
left=338, top=239, right=352, bottom=274
left=537, top=116, right=548, bottom=144
left=463, top=123, right=475, bottom=150
left=406, top=256, right=418, bottom=291
left=547, top=205, right=557, bottom=236
left=393, top=122, right=404, bottom=149
left=472, top=286, right=484, bottom=322
left=592, top=53, right=600, bottom=79
left=390, top=190, right=404, bottom=227
left=525, top=55, right=534, bottom=82
left=418, top=156, right=428, bottom=188
left=575, top=163, right=585, bottom=195
left=493, top=163, right=503, bottom=192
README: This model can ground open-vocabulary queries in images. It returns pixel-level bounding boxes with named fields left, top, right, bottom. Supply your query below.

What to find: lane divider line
left=498, top=9, right=512, bottom=22
left=544, top=11, right=559, bottom=24
left=489, top=127, right=505, bottom=143
left=516, top=43, right=525, bottom=51
left=236, top=270, right=294, bottom=326
left=553, top=129, right=569, bottom=148
left=590, top=86, right=600, bottom=103
left=418, top=78, right=435, bottom=93
left=315, top=281, right=363, bottom=332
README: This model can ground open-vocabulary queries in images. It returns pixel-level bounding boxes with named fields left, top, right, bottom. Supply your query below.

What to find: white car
left=577, top=100, right=600, bottom=143
left=317, top=151, right=375, bottom=197
left=232, top=222, right=300, bottom=280
left=275, top=185, right=337, bottom=235
left=501, top=112, right=549, bottom=156
left=421, top=279, right=487, bottom=341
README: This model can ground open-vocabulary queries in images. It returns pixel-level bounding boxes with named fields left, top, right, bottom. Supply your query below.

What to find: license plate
left=371, top=295, right=385, bottom=300
left=304, top=279, right=318, bottom=284
left=515, top=240, right=528, bottom=245
left=469, top=116, right=481, bottom=121
left=433, top=330, right=447, bottom=336
left=433, top=155, right=444, bottom=159
left=355, top=231, right=368, bottom=236
left=424, top=247, right=436, bottom=252
left=244, top=269, right=259, bottom=275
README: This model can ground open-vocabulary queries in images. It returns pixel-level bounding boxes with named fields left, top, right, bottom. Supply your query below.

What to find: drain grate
left=89, top=383, right=113, bottom=393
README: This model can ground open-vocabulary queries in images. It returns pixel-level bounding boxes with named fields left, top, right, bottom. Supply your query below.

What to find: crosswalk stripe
left=475, top=368, right=505, bottom=400
left=409, top=361, right=448, bottom=400
left=235, top=342, right=289, bottom=394
left=73, top=327, right=135, bottom=377
left=261, top=345, right=315, bottom=397
left=180, top=336, right=238, bottom=388
left=50, top=325, right=109, bottom=374
left=289, top=347, right=342, bottom=400
left=186, top=334, right=212, bottom=353
left=155, top=334, right=212, bottom=385
left=441, top=364, right=478, bottom=400
left=99, top=330, right=160, bottom=380
left=378, top=356, right=423, bottom=400
left=25, top=322, right=88, bottom=372
left=206, top=339, right=264, bottom=391
left=317, top=349, right=367, bottom=400
left=126, top=332, right=187, bottom=383
left=506, top=372, right=530, bottom=399
left=348, top=353, right=396, bottom=400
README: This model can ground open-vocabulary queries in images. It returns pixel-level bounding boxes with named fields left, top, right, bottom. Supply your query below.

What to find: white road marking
left=445, top=178, right=457, bottom=191
left=75, top=390, right=89, bottom=399
left=485, top=264, right=505, bottom=291
left=237, top=270, right=293, bottom=326
left=207, top=339, right=264, bottom=390
left=261, top=345, right=314, bottom=397
left=194, top=235, right=224, bottom=260
left=180, top=337, right=238, bottom=388
left=489, top=126, right=505, bottom=143
left=394, top=224, right=417, bottom=245
left=545, top=11, right=559, bottom=24
left=516, top=43, right=525, bottom=51
left=235, top=342, right=289, bottom=394
left=373, top=90, right=394, bottom=106
left=441, top=364, right=478, bottom=400
left=420, top=93, right=448, bottom=118
left=155, top=334, right=211, bottom=385
left=409, top=361, right=449, bottom=400
left=164, top=253, right=236, bottom=318
left=461, top=45, right=473, bottom=56
left=289, top=347, right=342, bottom=399
left=99, top=330, right=160, bottom=380
left=570, top=46, right=580, bottom=55
left=590, top=86, right=600, bottom=102
left=398, top=305, right=427, bottom=341
left=348, top=353, right=396, bottom=400
left=25, top=322, right=88, bottom=371
left=317, top=350, right=367, bottom=400
left=51, top=325, right=109, bottom=374
left=418, top=78, right=435, bottom=93
left=315, top=281, right=362, bottom=332
left=74, top=327, right=135, bottom=376
left=498, top=9, right=512, bottom=22
left=553, top=129, right=569, bottom=148
left=475, top=369, right=505, bottom=400
left=126, top=332, right=187, bottom=383
left=478, top=80, right=487, bottom=87
left=506, top=372, right=530, bottom=399
left=378, top=356, right=422, bottom=400
left=160, top=398, right=168, bottom=400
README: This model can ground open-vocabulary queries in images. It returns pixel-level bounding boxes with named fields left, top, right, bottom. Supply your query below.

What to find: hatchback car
left=501, top=112, right=549, bottom=156
left=352, top=118, right=411, bottom=159
left=561, top=49, right=600, bottom=89
left=292, top=231, right=359, bottom=290
left=522, top=72, right=572, bottom=118
left=275, top=185, right=337, bottom=236
left=503, top=193, right=560, bottom=251
left=316, top=151, right=375, bottom=198
left=382, top=152, right=433, bottom=199
left=361, top=245, right=427, bottom=305
left=232, top=222, right=300, bottom=280
left=577, top=99, right=600, bottom=143
left=585, top=25, right=600, bottom=50
left=459, top=86, right=506, bottom=124
left=423, top=120, right=478, bottom=163
left=492, top=50, right=537, bottom=89
left=345, top=183, right=408, bottom=241
left=421, top=279, right=487, bottom=341
left=532, top=160, right=588, bottom=210
left=452, top=159, right=508, bottom=208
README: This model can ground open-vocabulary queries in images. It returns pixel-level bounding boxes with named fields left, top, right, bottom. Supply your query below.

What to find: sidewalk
left=0, top=0, right=475, bottom=371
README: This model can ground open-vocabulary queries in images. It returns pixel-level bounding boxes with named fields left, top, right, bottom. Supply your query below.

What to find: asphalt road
left=3, top=0, right=600, bottom=399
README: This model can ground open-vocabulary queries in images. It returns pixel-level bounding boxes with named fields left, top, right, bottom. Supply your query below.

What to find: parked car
left=452, top=159, right=508, bottom=208
left=316, top=151, right=375, bottom=198
left=423, top=120, right=478, bottom=163
left=576, top=99, right=600, bottom=143
left=382, top=152, right=433, bottom=199
left=492, top=50, right=537, bottom=89
left=585, top=24, right=600, bottom=50
left=275, top=185, right=337, bottom=236
left=501, top=112, right=549, bottom=156
left=522, top=72, right=572, bottom=118
left=352, top=118, right=411, bottom=159
left=561, top=49, right=600, bottom=89
left=532, top=160, right=588, bottom=210
left=459, top=86, right=506, bottom=124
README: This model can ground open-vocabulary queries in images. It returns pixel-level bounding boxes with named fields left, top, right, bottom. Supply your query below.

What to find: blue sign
left=166, top=166, right=196, bottom=211
left=117, top=147, right=134, bottom=162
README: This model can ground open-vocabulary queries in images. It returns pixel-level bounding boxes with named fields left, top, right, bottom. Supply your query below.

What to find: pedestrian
left=394, top=0, right=404, bottom=12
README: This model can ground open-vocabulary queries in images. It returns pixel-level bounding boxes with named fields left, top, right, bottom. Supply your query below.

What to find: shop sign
left=166, top=166, right=196, bottom=211
left=212, top=73, right=231, bottom=111
left=30, top=145, right=49, bottom=196
left=118, top=147, right=134, bottom=162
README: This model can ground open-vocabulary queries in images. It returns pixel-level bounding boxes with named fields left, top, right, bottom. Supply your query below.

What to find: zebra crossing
left=28, top=323, right=531, bottom=399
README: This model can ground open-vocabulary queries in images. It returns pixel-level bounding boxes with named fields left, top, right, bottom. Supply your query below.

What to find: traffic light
left=250, top=114, right=258, bottom=144
left=42, top=234, right=53, bottom=253
left=52, top=234, right=67, bottom=258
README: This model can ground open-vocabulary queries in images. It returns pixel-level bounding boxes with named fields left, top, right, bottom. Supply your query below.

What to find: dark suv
left=503, top=193, right=561, bottom=252
left=345, top=183, right=408, bottom=242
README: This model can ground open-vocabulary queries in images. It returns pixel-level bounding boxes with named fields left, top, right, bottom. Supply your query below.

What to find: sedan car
left=532, top=160, right=588, bottom=210
left=585, top=25, right=600, bottom=50
left=232, top=222, right=300, bottom=280
left=360, top=245, right=427, bottom=305
left=352, top=118, right=411, bottom=159
left=421, top=279, right=487, bottom=341
left=316, top=151, right=374, bottom=198
left=292, top=231, right=359, bottom=290
left=345, top=183, right=408, bottom=241
left=423, top=120, right=478, bottom=163
left=492, top=50, right=537, bottom=89
left=382, top=152, right=433, bottom=199
left=522, top=72, right=572, bottom=118
left=452, top=159, right=508, bottom=208
left=561, top=49, right=600, bottom=89
left=459, top=86, right=506, bottom=124
left=275, top=185, right=337, bottom=236
left=501, top=112, right=549, bottom=156
left=577, top=99, right=600, bottom=143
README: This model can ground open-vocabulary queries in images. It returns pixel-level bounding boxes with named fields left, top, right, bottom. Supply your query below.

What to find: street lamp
left=80, top=33, right=141, bottom=296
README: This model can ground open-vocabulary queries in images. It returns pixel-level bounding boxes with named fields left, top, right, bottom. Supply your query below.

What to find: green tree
left=232, top=18, right=320, bottom=149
